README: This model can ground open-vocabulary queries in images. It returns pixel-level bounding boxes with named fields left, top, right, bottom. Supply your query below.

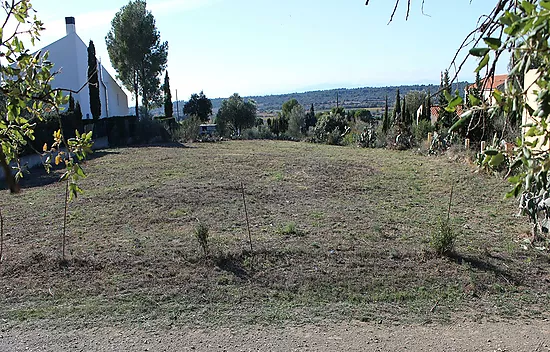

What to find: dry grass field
left=0, top=140, right=548, bottom=329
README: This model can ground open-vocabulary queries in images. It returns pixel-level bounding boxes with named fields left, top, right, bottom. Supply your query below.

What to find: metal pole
left=176, top=89, right=180, bottom=120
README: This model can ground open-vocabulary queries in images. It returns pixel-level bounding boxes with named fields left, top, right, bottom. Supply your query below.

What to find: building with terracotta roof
left=466, top=74, right=508, bottom=103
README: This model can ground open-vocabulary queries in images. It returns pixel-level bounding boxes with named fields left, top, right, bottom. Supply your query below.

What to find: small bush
left=279, top=222, right=302, bottom=236
left=413, top=120, right=435, bottom=145
left=173, top=116, right=201, bottom=142
left=430, top=217, right=457, bottom=256
left=194, top=222, right=209, bottom=256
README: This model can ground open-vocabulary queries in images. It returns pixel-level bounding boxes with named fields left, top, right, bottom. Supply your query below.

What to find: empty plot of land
left=0, top=140, right=548, bottom=332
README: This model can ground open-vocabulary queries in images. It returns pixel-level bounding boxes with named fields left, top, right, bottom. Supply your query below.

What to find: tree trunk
left=0, top=147, right=19, bottom=194
left=134, top=70, right=140, bottom=119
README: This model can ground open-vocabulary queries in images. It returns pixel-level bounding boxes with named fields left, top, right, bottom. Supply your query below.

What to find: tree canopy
left=215, top=93, right=257, bottom=136
left=183, top=91, right=213, bottom=122
left=106, top=0, right=168, bottom=118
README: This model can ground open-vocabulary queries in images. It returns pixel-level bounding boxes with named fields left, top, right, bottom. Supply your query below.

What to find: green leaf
left=443, top=90, right=452, bottom=103
left=489, top=153, right=505, bottom=167
left=449, top=111, right=472, bottom=133
left=540, top=1, right=550, bottom=10
left=505, top=183, right=522, bottom=199
left=475, top=53, right=490, bottom=73
left=469, top=47, right=490, bottom=57
left=447, top=95, right=463, bottom=110
left=484, top=149, right=500, bottom=156
left=74, top=164, right=86, bottom=178
left=468, top=94, right=481, bottom=106
left=483, top=37, right=501, bottom=50
left=521, top=1, right=535, bottom=13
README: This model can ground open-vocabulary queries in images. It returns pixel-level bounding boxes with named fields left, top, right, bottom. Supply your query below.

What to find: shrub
left=314, top=112, right=348, bottom=145
left=173, top=116, right=201, bottom=142
left=413, top=120, right=435, bottom=145
left=279, top=222, right=302, bottom=236
left=430, top=217, right=457, bottom=256
left=133, top=118, right=171, bottom=145
left=194, top=222, right=209, bottom=257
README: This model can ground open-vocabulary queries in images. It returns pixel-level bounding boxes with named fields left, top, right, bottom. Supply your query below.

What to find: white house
left=38, top=17, right=128, bottom=118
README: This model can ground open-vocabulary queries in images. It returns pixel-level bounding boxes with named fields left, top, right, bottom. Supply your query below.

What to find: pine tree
left=88, top=40, right=101, bottom=121
left=163, top=71, right=172, bottom=118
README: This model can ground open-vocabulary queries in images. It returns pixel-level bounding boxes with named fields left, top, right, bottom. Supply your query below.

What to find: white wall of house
left=38, top=17, right=128, bottom=119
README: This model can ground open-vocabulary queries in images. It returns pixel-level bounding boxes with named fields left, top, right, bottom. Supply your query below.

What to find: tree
left=183, top=91, right=213, bottom=122
left=382, top=95, right=390, bottom=133
left=106, top=0, right=168, bottom=119
left=215, top=93, right=257, bottom=136
left=87, top=40, right=101, bottom=121
left=313, top=112, right=348, bottom=145
left=163, top=71, right=173, bottom=118
left=437, top=70, right=454, bottom=129
left=355, top=109, right=373, bottom=123
left=405, top=90, right=427, bottom=123
left=424, top=92, right=432, bottom=122
left=282, top=98, right=300, bottom=119
left=305, top=103, right=317, bottom=131
left=393, top=88, right=401, bottom=122
left=288, top=104, right=306, bottom=139
left=68, top=93, right=75, bottom=112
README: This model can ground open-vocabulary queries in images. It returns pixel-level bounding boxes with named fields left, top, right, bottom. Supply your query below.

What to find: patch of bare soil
left=1, top=322, right=550, bottom=351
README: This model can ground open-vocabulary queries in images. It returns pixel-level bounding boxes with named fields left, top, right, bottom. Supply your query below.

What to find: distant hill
left=161, top=82, right=469, bottom=118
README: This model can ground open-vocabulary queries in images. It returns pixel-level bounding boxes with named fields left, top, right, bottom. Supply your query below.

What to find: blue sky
left=29, top=0, right=505, bottom=103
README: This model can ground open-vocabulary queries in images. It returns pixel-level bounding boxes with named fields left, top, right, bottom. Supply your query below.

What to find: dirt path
left=2, top=321, right=550, bottom=351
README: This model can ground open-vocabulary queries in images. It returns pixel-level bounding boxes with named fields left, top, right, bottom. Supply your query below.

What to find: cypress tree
left=163, top=71, right=173, bottom=118
left=401, top=98, right=408, bottom=126
left=87, top=40, right=101, bottom=121
left=68, top=93, right=75, bottom=112
left=424, top=92, right=432, bottom=122
left=383, top=95, right=390, bottom=133
left=393, top=88, right=401, bottom=122
left=438, top=70, right=454, bottom=129
left=74, top=101, right=83, bottom=120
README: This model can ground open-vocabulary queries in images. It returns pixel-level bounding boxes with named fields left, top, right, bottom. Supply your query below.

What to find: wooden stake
left=241, top=182, right=253, bottom=252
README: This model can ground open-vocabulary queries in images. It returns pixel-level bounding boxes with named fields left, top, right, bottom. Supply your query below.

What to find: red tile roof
left=467, top=74, right=508, bottom=91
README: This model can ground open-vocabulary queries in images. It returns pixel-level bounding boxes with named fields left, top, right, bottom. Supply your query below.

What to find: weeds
left=279, top=221, right=302, bottom=236
left=430, top=217, right=457, bottom=256
left=194, top=222, right=209, bottom=257
left=430, top=184, right=458, bottom=256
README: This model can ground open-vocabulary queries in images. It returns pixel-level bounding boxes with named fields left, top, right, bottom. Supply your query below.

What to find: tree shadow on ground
left=448, top=252, right=521, bottom=286
left=0, top=151, right=120, bottom=191
left=125, top=141, right=190, bottom=149
left=213, top=252, right=249, bottom=280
